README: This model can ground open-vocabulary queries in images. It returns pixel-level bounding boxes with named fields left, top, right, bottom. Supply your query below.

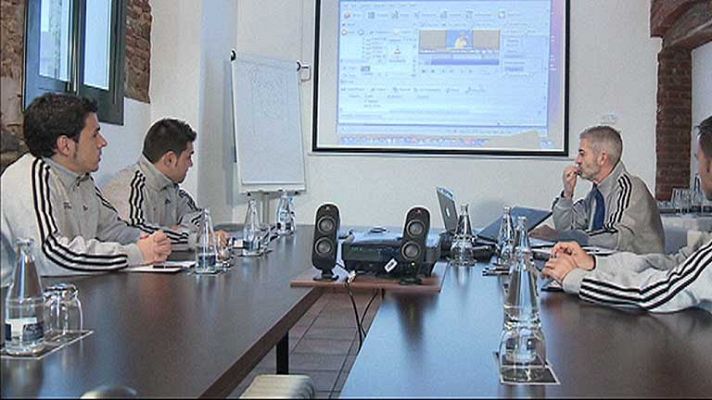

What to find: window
left=24, top=0, right=127, bottom=124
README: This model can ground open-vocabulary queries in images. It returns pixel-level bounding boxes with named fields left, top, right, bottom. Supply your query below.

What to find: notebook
left=477, top=207, right=552, bottom=243
left=436, top=187, right=459, bottom=234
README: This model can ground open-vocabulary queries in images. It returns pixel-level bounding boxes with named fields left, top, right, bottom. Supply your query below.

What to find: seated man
left=102, top=118, right=223, bottom=248
left=533, top=126, right=664, bottom=254
left=1, top=94, right=171, bottom=285
left=543, top=116, right=712, bottom=313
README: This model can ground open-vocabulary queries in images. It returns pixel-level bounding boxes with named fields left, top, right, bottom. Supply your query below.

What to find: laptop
left=436, top=187, right=458, bottom=234
left=476, top=207, right=552, bottom=244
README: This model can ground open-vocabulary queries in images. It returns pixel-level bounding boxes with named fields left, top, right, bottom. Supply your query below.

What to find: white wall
left=149, top=0, right=204, bottom=197
left=95, top=98, right=151, bottom=186
left=691, top=41, right=712, bottom=183
left=229, top=0, right=661, bottom=228
left=197, top=0, right=238, bottom=223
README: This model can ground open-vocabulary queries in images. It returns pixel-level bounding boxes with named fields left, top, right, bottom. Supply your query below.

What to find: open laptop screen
left=477, top=207, right=552, bottom=242
left=436, top=187, right=458, bottom=234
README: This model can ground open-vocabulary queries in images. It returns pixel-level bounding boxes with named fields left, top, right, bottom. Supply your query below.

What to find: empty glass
left=43, top=283, right=83, bottom=342
left=195, top=209, right=219, bottom=274
left=216, top=235, right=233, bottom=271
left=672, top=188, right=691, bottom=215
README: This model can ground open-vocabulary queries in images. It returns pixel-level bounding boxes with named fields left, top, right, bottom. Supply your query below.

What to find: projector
left=341, top=229, right=441, bottom=277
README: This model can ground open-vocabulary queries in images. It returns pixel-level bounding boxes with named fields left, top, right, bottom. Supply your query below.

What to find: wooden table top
left=341, top=263, right=712, bottom=397
left=2, top=227, right=322, bottom=398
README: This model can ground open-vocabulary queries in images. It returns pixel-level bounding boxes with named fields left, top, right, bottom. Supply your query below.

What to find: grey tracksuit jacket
left=552, top=161, right=665, bottom=254
left=562, top=232, right=712, bottom=313
left=1, top=154, right=143, bottom=285
left=101, top=156, right=201, bottom=250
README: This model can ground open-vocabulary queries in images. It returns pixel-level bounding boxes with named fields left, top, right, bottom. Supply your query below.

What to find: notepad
left=126, top=261, right=194, bottom=273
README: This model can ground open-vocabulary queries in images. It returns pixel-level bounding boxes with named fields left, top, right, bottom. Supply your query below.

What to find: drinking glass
left=43, top=283, right=83, bottom=342
left=216, top=235, right=233, bottom=270
left=672, top=188, right=691, bottom=215
left=450, top=235, right=475, bottom=267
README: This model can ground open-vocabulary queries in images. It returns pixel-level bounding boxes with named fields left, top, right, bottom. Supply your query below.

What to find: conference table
left=1, top=228, right=322, bottom=398
left=341, top=261, right=712, bottom=397
left=4, top=224, right=712, bottom=398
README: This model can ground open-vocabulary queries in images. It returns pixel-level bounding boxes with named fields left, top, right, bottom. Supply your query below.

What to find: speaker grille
left=317, top=216, right=336, bottom=234
left=401, top=241, right=421, bottom=261
left=406, top=220, right=425, bottom=237
left=314, top=237, right=334, bottom=256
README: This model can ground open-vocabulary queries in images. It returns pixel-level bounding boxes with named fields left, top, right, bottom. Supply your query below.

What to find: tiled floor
left=230, top=290, right=382, bottom=398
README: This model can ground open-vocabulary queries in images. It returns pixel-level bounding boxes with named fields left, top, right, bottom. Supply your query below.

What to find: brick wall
left=0, top=0, right=152, bottom=173
left=651, top=0, right=712, bottom=200
left=0, top=0, right=25, bottom=172
left=126, top=0, right=152, bottom=103
left=655, top=47, right=692, bottom=200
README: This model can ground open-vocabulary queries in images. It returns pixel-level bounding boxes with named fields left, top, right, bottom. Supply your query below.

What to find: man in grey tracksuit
left=101, top=119, right=206, bottom=250
left=1, top=94, right=171, bottom=286
left=535, top=125, right=664, bottom=254
left=543, top=116, right=712, bottom=313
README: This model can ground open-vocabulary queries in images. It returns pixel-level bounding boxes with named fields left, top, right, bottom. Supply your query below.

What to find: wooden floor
left=230, top=290, right=383, bottom=398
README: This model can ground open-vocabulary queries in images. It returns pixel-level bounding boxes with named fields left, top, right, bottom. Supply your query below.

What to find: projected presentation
left=314, top=0, right=568, bottom=155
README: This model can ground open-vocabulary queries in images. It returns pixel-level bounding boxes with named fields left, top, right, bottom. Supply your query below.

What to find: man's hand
left=137, top=230, right=172, bottom=264
left=543, top=253, right=578, bottom=283
left=562, top=165, right=579, bottom=199
left=530, top=225, right=559, bottom=241
left=551, top=241, right=595, bottom=270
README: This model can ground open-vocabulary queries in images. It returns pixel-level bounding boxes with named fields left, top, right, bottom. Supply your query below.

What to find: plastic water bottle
left=4, top=238, right=46, bottom=355
left=499, top=219, right=546, bottom=382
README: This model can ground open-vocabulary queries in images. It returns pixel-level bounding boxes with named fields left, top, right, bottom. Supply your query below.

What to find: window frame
left=23, top=0, right=127, bottom=125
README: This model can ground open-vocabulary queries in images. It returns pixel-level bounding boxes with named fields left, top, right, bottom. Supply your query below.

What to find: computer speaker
left=398, top=207, right=430, bottom=265
left=312, top=203, right=340, bottom=281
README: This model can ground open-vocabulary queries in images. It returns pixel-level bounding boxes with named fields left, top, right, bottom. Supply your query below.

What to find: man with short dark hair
left=102, top=118, right=206, bottom=248
left=533, top=125, right=664, bottom=254
left=1, top=93, right=171, bottom=285
left=543, top=115, right=712, bottom=313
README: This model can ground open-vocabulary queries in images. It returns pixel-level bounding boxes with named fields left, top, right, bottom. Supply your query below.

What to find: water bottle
left=243, top=198, right=262, bottom=256
left=511, top=216, right=532, bottom=274
left=276, top=192, right=295, bottom=236
left=499, top=223, right=546, bottom=382
left=4, top=238, right=46, bottom=355
left=691, top=174, right=704, bottom=213
left=495, top=206, right=515, bottom=267
left=450, top=204, right=475, bottom=266
left=194, top=209, right=218, bottom=274
left=286, top=194, right=296, bottom=234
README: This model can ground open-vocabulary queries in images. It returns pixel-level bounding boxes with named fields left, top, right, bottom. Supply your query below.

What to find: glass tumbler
left=43, top=283, right=83, bottom=342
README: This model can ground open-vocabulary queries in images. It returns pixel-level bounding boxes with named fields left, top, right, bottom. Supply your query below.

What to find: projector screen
left=313, top=0, right=569, bottom=156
